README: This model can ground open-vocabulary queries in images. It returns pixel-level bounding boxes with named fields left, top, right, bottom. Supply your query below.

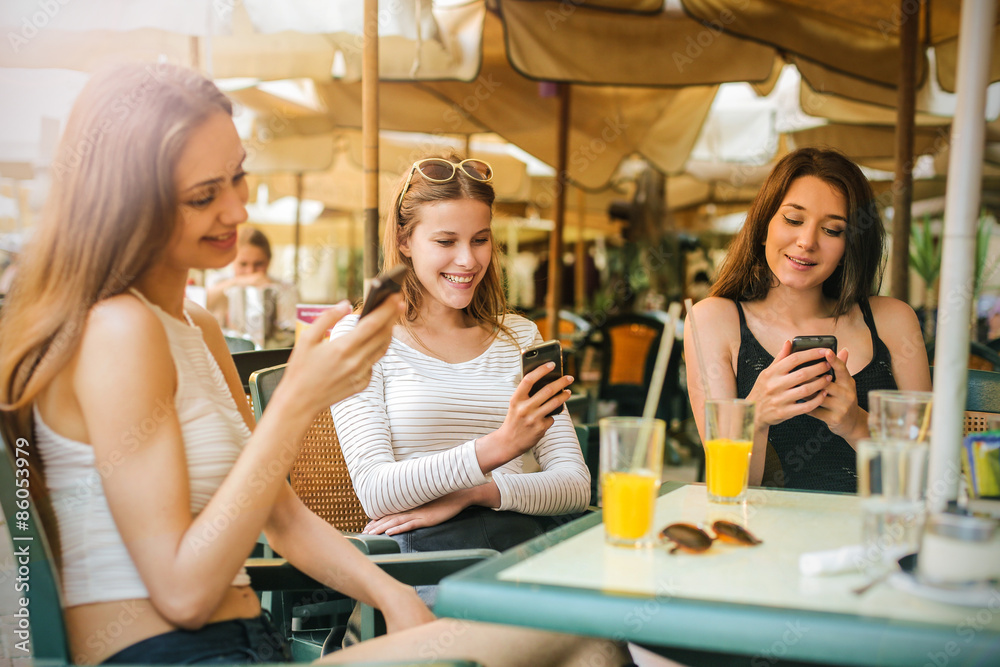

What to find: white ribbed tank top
left=35, top=289, right=253, bottom=607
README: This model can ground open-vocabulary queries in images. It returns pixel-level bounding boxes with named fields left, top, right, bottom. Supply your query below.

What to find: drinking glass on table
left=704, top=399, right=755, bottom=504
left=857, top=437, right=929, bottom=574
left=599, top=417, right=665, bottom=548
left=867, top=390, right=933, bottom=442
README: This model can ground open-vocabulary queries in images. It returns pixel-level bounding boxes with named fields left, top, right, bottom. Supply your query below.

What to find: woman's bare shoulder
left=868, top=296, right=921, bottom=332
left=85, top=293, right=165, bottom=343
left=690, top=297, right=741, bottom=331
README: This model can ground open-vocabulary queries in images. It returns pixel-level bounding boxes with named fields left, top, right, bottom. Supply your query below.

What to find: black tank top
left=735, top=300, right=897, bottom=493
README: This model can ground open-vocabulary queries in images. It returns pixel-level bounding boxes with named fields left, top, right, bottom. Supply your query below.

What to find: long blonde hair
left=381, top=154, right=513, bottom=343
left=0, top=63, right=232, bottom=441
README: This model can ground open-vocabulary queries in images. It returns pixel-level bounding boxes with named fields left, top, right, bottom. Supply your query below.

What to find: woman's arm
left=497, top=411, right=590, bottom=514
left=685, top=298, right=762, bottom=480
left=871, top=296, right=933, bottom=392
left=74, top=295, right=399, bottom=629
left=331, top=349, right=494, bottom=520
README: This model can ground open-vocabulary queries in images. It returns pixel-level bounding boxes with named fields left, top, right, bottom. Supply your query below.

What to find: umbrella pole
left=362, top=0, right=380, bottom=283
left=889, top=0, right=922, bottom=302
left=928, top=0, right=996, bottom=512
left=293, top=172, right=303, bottom=287
left=575, top=188, right=586, bottom=312
left=546, top=83, right=570, bottom=341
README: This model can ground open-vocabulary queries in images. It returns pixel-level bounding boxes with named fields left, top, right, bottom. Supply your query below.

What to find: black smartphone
left=359, top=265, right=408, bottom=318
left=790, top=335, right=837, bottom=402
left=521, top=340, right=564, bottom=418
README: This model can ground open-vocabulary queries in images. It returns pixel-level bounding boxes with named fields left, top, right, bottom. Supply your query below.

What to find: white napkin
left=799, top=545, right=866, bottom=576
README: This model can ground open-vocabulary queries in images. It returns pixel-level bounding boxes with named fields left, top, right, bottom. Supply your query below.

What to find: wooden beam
left=890, top=0, right=922, bottom=301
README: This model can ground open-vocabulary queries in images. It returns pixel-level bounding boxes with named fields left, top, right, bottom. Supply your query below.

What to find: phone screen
left=521, top=341, right=564, bottom=417
left=359, top=265, right=408, bottom=318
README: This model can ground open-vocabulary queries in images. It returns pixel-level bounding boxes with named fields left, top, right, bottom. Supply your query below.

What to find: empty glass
left=867, top=390, right=933, bottom=443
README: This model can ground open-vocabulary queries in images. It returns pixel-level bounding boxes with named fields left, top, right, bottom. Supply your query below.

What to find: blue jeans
left=102, top=615, right=291, bottom=664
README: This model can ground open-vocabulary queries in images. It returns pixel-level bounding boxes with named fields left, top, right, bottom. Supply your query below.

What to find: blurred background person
left=206, top=226, right=298, bottom=348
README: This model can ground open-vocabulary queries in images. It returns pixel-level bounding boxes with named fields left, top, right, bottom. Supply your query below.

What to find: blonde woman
left=0, top=62, right=627, bottom=667
left=331, top=156, right=590, bottom=559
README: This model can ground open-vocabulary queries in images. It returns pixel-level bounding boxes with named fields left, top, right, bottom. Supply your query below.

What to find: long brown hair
left=0, top=63, right=232, bottom=442
left=380, top=154, right=513, bottom=343
left=711, top=147, right=885, bottom=317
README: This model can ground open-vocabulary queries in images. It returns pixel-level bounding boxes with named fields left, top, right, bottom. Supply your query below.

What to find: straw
left=916, top=399, right=933, bottom=443
left=630, top=302, right=683, bottom=469
left=642, top=301, right=683, bottom=421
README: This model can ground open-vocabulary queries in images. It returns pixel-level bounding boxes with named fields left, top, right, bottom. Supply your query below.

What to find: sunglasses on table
left=659, top=520, right=763, bottom=554
left=396, top=158, right=493, bottom=215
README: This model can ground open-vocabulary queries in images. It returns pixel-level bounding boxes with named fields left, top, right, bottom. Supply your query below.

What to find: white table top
left=498, top=485, right=1000, bottom=629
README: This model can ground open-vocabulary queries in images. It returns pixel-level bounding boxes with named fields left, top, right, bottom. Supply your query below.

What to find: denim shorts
left=102, top=614, right=292, bottom=665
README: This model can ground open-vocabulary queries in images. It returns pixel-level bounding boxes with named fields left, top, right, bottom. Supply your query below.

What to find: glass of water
left=856, top=437, right=929, bottom=574
left=867, top=390, right=933, bottom=442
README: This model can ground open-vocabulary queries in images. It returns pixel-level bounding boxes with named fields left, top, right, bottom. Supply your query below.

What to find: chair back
left=964, top=368, right=1000, bottom=435
left=575, top=424, right=599, bottom=507
left=232, top=348, right=292, bottom=393
left=224, top=335, right=257, bottom=352
left=584, top=312, right=684, bottom=420
left=249, top=365, right=369, bottom=532
left=927, top=340, right=1000, bottom=372
left=531, top=310, right=591, bottom=348
left=0, top=434, right=70, bottom=664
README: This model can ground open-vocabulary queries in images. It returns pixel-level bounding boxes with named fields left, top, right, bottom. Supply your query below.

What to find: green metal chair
left=232, top=348, right=293, bottom=394
left=224, top=334, right=257, bottom=352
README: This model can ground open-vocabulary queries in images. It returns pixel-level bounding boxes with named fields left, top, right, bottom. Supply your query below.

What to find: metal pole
left=293, top=172, right=303, bottom=287
left=575, top=188, right=587, bottom=312
left=889, top=0, right=921, bottom=302
left=362, top=0, right=380, bottom=282
left=546, top=83, right=570, bottom=341
left=928, top=0, right=996, bottom=512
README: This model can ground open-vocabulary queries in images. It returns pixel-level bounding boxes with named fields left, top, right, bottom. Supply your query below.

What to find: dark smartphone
left=359, top=265, right=408, bottom=318
left=521, top=340, right=564, bottom=418
left=790, top=335, right=837, bottom=402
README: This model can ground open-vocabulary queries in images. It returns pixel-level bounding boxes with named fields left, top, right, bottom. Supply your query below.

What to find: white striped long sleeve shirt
left=330, top=314, right=590, bottom=520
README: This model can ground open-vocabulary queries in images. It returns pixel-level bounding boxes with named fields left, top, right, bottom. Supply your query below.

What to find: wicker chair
left=250, top=364, right=368, bottom=532
left=962, top=368, right=1000, bottom=435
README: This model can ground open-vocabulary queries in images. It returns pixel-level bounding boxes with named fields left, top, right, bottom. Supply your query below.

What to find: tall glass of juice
left=704, top=399, right=755, bottom=503
left=599, top=417, right=666, bottom=547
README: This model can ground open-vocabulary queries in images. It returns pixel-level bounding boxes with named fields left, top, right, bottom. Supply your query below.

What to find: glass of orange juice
left=704, top=399, right=755, bottom=504
left=599, top=417, right=665, bottom=547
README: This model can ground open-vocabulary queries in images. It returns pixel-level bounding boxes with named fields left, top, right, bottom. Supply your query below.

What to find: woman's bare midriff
left=65, top=586, right=260, bottom=664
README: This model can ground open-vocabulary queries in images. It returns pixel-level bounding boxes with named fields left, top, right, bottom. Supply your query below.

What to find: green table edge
left=434, top=482, right=1000, bottom=667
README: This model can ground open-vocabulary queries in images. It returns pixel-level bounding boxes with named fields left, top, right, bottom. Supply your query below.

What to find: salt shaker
left=918, top=512, right=1000, bottom=584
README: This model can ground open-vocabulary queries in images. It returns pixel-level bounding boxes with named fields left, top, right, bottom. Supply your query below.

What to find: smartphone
left=790, top=335, right=837, bottom=402
left=359, top=265, right=408, bottom=318
left=521, top=340, right=564, bottom=418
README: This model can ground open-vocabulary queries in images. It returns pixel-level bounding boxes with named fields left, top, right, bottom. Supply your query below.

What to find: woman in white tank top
left=0, top=63, right=629, bottom=667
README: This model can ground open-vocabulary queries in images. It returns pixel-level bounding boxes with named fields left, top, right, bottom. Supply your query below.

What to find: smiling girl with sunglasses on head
left=684, top=148, right=931, bottom=494
left=330, top=154, right=591, bottom=564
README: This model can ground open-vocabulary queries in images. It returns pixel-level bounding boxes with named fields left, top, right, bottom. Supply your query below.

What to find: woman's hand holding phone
left=805, top=348, right=863, bottom=440
left=747, top=340, right=835, bottom=427
left=748, top=340, right=862, bottom=441
left=475, top=362, right=574, bottom=471
left=279, top=293, right=403, bottom=418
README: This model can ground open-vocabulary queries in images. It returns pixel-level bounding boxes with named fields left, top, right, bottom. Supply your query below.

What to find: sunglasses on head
left=659, top=521, right=763, bottom=554
left=396, top=158, right=493, bottom=216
